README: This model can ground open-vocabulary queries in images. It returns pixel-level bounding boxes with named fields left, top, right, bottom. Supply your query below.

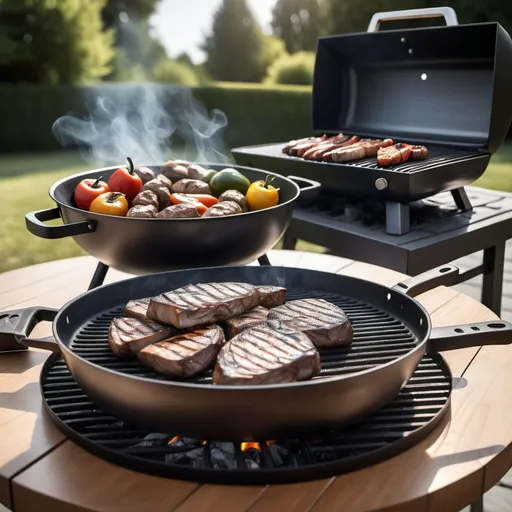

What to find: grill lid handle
left=367, top=7, right=458, bottom=32
left=392, top=265, right=460, bottom=297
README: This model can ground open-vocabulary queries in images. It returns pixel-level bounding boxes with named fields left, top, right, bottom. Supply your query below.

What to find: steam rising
left=52, top=85, right=230, bottom=166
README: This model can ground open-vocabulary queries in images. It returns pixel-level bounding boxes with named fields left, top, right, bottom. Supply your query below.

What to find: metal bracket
left=385, top=202, right=410, bottom=235
left=451, top=187, right=473, bottom=212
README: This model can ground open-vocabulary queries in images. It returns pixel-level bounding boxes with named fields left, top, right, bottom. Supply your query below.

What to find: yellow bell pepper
left=246, top=176, right=280, bottom=211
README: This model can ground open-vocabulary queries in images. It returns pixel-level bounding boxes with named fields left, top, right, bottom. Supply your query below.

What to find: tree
left=271, top=0, right=327, bottom=53
left=202, top=0, right=272, bottom=82
left=102, top=0, right=161, bottom=29
left=0, top=0, right=114, bottom=84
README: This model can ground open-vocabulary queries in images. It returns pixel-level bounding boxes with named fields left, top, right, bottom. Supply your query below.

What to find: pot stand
left=87, top=254, right=273, bottom=290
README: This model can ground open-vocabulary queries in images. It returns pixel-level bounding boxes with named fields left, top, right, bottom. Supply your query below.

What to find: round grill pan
left=15, top=264, right=512, bottom=440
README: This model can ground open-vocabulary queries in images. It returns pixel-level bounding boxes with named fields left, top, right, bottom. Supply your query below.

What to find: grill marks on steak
left=125, top=297, right=151, bottom=322
left=257, top=285, right=286, bottom=308
left=213, top=322, right=321, bottom=385
left=108, top=317, right=174, bottom=358
left=138, top=324, right=225, bottom=378
left=224, top=306, right=269, bottom=339
left=330, top=138, right=394, bottom=163
left=147, top=282, right=260, bottom=329
left=267, top=298, right=353, bottom=347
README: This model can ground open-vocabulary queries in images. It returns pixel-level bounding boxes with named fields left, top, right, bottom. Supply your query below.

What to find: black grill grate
left=69, top=290, right=419, bottom=383
left=41, top=353, right=451, bottom=484
left=257, top=142, right=482, bottom=175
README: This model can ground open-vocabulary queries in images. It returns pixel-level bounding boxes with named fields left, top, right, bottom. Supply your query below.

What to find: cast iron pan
left=10, top=264, right=512, bottom=440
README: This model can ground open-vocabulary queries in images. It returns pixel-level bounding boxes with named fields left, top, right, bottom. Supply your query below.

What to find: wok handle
left=13, top=307, right=61, bottom=353
left=26, top=207, right=95, bottom=239
left=288, top=176, right=322, bottom=201
left=367, top=7, right=458, bottom=32
left=392, top=265, right=460, bottom=298
left=428, top=321, right=512, bottom=353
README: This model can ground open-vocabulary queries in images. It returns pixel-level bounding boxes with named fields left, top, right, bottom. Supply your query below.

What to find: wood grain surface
left=0, top=251, right=511, bottom=512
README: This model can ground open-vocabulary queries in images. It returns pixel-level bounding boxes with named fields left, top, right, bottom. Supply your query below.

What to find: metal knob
left=375, top=178, right=388, bottom=191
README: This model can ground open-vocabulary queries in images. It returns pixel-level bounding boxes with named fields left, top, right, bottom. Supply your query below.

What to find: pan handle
left=12, top=307, right=61, bottom=353
left=288, top=176, right=322, bottom=202
left=367, top=7, right=458, bottom=32
left=392, top=265, right=460, bottom=298
left=26, top=207, right=96, bottom=239
left=428, top=321, right=512, bottom=352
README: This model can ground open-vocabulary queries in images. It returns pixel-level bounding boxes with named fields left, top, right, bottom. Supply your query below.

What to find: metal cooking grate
left=255, top=142, right=483, bottom=174
left=41, top=353, right=451, bottom=484
left=69, top=290, right=419, bottom=383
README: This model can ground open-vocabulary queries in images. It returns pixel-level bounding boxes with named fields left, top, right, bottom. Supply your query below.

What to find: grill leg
left=481, top=243, right=505, bottom=316
left=282, top=232, right=298, bottom=250
left=470, top=495, right=484, bottom=512
left=451, top=187, right=473, bottom=211
left=385, top=202, right=410, bottom=235
left=88, top=262, right=110, bottom=290
left=258, top=254, right=271, bottom=266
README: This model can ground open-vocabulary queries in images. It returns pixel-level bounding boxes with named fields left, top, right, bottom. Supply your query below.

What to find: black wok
left=12, top=263, right=512, bottom=440
left=25, top=164, right=320, bottom=275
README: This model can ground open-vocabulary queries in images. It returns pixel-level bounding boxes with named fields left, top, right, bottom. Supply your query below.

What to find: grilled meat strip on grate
left=282, top=136, right=316, bottom=154
left=138, top=324, right=225, bottom=378
left=329, top=138, right=394, bottom=163
left=256, top=285, right=286, bottom=308
left=377, top=143, right=413, bottom=166
left=213, top=321, right=321, bottom=385
left=410, top=144, right=429, bottom=161
left=302, top=135, right=355, bottom=160
left=267, top=298, right=353, bottom=347
left=289, top=135, right=328, bottom=156
left=125, top=297, right=151, bottom=322
left=147, top=282, right=261, bottom=329
left=224, top=306, right=269, bottom=339
left=109, top=317, right=174, bottom=358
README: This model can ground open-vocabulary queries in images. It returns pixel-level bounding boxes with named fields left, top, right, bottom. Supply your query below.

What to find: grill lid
left=312, top=7, right=512, bottom=153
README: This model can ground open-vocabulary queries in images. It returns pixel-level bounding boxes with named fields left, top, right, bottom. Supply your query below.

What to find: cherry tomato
left=107, top=157, right=143, bottom=204
left=246, top=175, right=280, bottom=211
left=170, top=193, right=208, bottom=215
left=74, top=176, right=109, bottom=210
left=89, top=192, right=129, bottom=216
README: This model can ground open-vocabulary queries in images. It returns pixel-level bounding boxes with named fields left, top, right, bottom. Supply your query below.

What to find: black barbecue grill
left=232, top=7, right=512, bottom=235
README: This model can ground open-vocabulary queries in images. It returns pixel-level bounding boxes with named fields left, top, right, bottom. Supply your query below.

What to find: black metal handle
left=25, top=207, right=95, bottom=239
left=288, top=175, right=322, bottom=202
left=428, top=321, right=512, bottom=353
left=367, top=7, right=458, bottom=32
left=12, top=307, right=61, bottom=353
left=392, top=265, right=460, bottom=298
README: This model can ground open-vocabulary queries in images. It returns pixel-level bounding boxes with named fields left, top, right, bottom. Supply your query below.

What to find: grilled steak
left=133, top=166, right=155, bottom=184
left=224, top=306, right=269, bottom=339
left=171, top=179, right=211, bottom=195
left=218, top=190, right=248, bottom=212
left=213, top=322, right=321, bottom=385
left=109, top=317, right=174, bottom=358
left=132, top=189, right=159, bottom=209
left=302, top=134, right=353, bottom=160
left=147, top=282, right=261, bottom=329
left=267, top=298, right=353, bottom=347
left=161, top=162, right=189, bottom=182
left=142, top=179, right=172, bottom=209
left=156, top=204, right=200, bottom=218
left=330, top=138, right=393, bottom=163
left=202, top=201, right=242, bottom=217
left=257, top=285, right=286, bottom=308
left=138, top=324, right=225, bottom=378
left=126, top=204, right=158, bottom=218
left=125, top=297, right=151, bottom=321
left=377, top=143, right=412, bottom=167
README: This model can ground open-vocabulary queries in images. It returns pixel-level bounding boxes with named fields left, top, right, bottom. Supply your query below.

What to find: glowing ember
left=168, top=436, right=180, bottom=445
left=241, top=442, right=261, bottom=452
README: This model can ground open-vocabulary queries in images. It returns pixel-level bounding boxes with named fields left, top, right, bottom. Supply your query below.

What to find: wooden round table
left=0, top=250, right=511, bottom=512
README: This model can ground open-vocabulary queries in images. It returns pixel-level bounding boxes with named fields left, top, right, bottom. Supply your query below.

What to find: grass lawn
left=1, top=144, right=511, bottom=275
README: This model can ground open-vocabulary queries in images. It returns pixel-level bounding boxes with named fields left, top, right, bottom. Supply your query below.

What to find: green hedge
left=0, top=83, right=312, bottom=153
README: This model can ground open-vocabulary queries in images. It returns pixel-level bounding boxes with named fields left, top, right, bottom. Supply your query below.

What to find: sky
left=149, top=0, right=277, bottom=64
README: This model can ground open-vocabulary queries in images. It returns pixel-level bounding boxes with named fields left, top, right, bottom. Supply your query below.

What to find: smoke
left=52, top=84, right=231, bottom=166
